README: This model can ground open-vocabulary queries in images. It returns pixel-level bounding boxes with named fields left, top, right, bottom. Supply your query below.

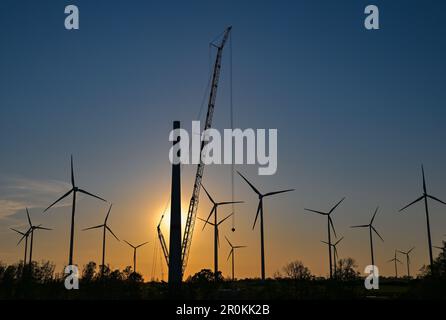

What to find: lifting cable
left=229, top=32, right=236, bottom=232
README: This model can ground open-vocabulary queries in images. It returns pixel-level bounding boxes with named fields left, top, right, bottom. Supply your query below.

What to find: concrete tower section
left=168, top=120, right=183, bottom=286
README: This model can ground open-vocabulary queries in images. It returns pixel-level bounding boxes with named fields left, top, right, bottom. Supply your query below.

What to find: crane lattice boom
left=181, top=27, right=232, bottom=274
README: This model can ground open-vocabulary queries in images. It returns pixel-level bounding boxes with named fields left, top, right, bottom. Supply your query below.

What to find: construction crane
left=157, top=214, right=169, bottom=267
left=157, top=26, right=232, bottom=277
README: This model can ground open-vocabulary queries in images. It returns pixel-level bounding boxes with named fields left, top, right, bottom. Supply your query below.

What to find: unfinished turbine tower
left=169, top=120, right=182, bottom=286
left=158, top=26, right=232, bottom=285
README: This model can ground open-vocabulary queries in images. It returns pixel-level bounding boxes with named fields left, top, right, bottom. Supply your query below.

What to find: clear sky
left=0, top=0, right=445, bottom=280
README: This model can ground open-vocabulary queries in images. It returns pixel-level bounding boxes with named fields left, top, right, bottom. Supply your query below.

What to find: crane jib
left=180, top=27, right=232, bottom=275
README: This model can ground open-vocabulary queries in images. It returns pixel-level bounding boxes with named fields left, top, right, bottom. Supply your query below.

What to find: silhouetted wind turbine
left=387, top=250, right=402, bottom=278
left=11, top=227, right=31, bottom=264
left=237, top=171, right=294, bottom=280
left=124, top=240, right=148, bottom=273
left=321, top=236, right=344, bottom=277
left=198, top=212, right=234, bottom=278
left=44, top=155, right=106, bottom=266
left=397, top=247, right=415, bottom=278
left=83, top=204, right=119, bottom=275
left=25, top=208, right=52, bottom=265
left=201, top=184, right=242, bottom=279
left=351, top=207, right=384, bottom=269
left=399, top=165, right=446, bottom=269
left=305, top=198, right=345, bottom=279
left=225, top=236, right=246, bottom=281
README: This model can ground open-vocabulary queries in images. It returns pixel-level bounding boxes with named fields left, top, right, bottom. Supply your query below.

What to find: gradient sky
left=1, top=0, right=446, bottom=280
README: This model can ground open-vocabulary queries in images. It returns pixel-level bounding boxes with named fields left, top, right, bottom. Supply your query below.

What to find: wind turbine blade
left=350, top=225, right=369, bottom=228
left=136, top=241, right=149, bottom=248
left=321, top=240, right=330, bottom=246
left=396, top=259, right=403, bottom=264
left=426, top=195, right=446, bottom=206
left=335, top=236, right=344, bottom=246
left=329, top=217, right=337, bottom=238
left=200, top=183, right=215, bottom=204
left=370, top=207, right=379, bottom=224
left=77, top=189, right=107, bottom=202
left=124, top=240, right=135, bottom=248
left=218, top=213, right=234, bottom=226
left=264, top=189, right=295, bottom=197
left=82, top=224, right=104, bottom=231
left=329, top=197, right=345, bottom=214
left=387, top=258, right=394, bottom=263
left=433, top=246, right=442, bottom=250
left=225, top=236, right=233, bottom=248
left=105, top=204, right=113, bottom=223
left=408, top=247, right=415, bottom=254
left=10, top=228, right=25, bottom=236
left=202, top=206, right=216, bottom=230
left=106, top=226, right=120, bottom=241
left=397, top=250, right=406, bottom=255
left=234, top=246, right=247, bottom=249
left=237, top=171, right=261, bottom=195
left=399, top=196, right=424, bottom=212
left=227, top=249, right=233, bottom=262
left=26, top=208, right=32, bottom=227
left=372, top=226, right=384, bottom=242
left=252, top=201, right=261, bottom=230
left=218, top=201, right=244, bottom=206
left=35, top=226, right=52, bottom=231
left=44, top=189, right=73, bottom=212
left=421, top=164, right=426, bottom=194
left=71, top=155, right=75, bottom=187
left=17, top=232, right=28, bottom=245
left=197, top=216, right=216, bottom=226
left=304, top=208, right=327, bottom=215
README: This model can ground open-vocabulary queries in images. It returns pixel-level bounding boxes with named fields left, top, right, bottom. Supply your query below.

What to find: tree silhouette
left=282, top=260, right=312, bottom=280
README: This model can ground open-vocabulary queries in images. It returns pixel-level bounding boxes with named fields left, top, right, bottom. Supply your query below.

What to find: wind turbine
left=11, top=227, right=31, bottom=265
left=387, top=250, right=402, bottom=278
left=25, top=208, right=52, bottom=265
left=201, top=184, right=242, bottom=279
left=399, top=165, right=446, bottom=269
left=305, top=198, right=345, bottom=279
left=198, top=212, right=234, bottom=278
left=83, top=204, right=119, bottom=275
left=321, top=236, right=344, bottom=277
left=351, top=207, right=384, bottom=269
left=124, top=240, right=148, bottom=273
left=44, top=155, right=106, bottom=266
left=397, top=247, right=415, bottom=278
left=237, top=171, right=294, bottom=280
left=225, top=236, right=246, bottom=281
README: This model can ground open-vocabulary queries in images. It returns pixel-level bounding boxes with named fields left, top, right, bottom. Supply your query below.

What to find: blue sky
left=0, top=0, right=445, bottom=279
